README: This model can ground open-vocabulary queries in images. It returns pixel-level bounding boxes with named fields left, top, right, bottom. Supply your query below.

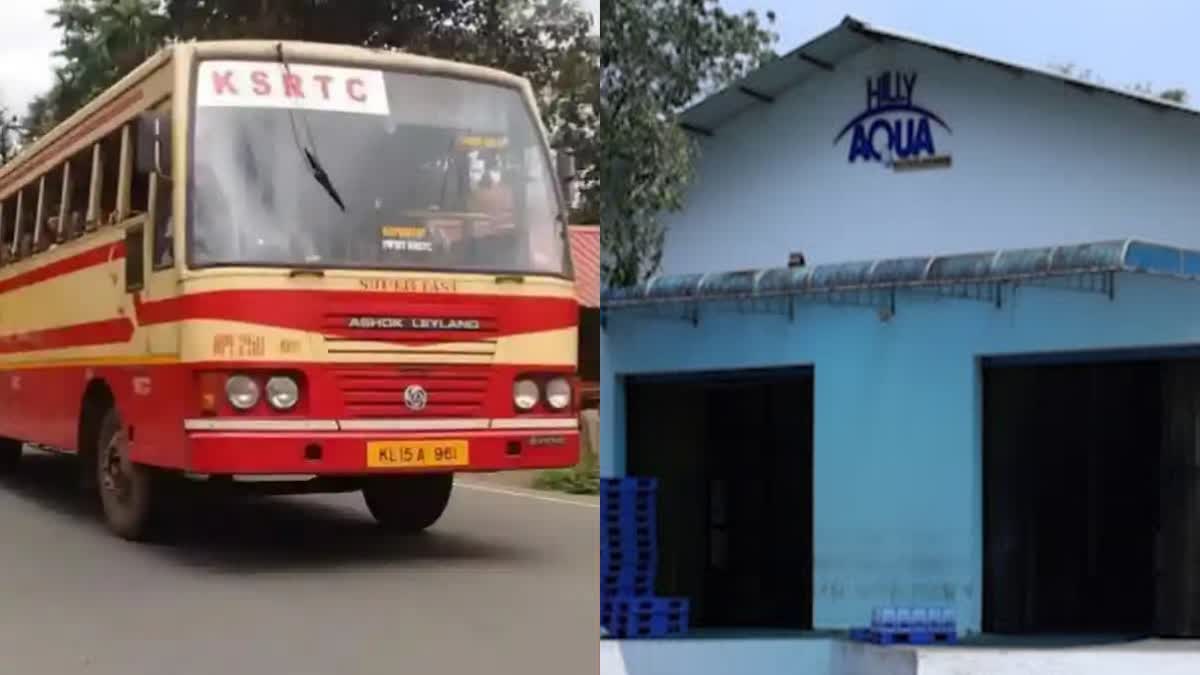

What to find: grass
left=533, top=448, right=599, bottom=495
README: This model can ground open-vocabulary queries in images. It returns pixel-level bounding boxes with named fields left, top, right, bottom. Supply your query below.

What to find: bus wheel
left=0, top=438, right=21, bottom=473
left=96, top=408, right=160, bottom=540
left=362, top=473, right=453, bottom=533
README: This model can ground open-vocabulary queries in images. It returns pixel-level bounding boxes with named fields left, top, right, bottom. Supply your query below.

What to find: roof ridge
left=681, top=16, right=1198, bottom=134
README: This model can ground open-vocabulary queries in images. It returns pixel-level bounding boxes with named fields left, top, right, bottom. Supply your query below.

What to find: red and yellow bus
left=0, top=41, right=580, bottom=540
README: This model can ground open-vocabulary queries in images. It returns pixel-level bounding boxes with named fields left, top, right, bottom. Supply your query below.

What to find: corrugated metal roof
left=602, top=239, right=1200, bottom=308
left=680, top=15, right=1198, bottom=134
left=570, top=225, right=600, bottom=308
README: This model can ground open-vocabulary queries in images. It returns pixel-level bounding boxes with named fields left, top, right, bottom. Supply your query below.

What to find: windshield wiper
left=276, top=43, right=346, bottom=212
left=303, top=148, right=345, bottom=211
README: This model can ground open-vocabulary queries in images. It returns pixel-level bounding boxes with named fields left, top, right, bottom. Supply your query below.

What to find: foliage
left=19, top=0, right=598, bottom=218
left=533, top=447, right=599, bottom=494
left=600, top=0, right=776, bottom=287
left=1050, top=62, right=1188, bottom=104
left=1158, top=89, right=1187, bottom=104
left=24, top=0, right=167, bottom=139
left=0, top=107, right=22, bottom=163
left=533, top=466, right=599, bottom=494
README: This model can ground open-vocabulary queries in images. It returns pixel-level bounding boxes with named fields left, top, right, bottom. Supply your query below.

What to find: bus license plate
left=367, top=440, right=469, bottom=469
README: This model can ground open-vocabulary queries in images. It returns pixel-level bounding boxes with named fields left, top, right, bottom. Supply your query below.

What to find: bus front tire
left=0, top=438, right=22, bottom=473
left=362, top=473, right=453, bottom=533
left=95, top=408, right=161, bottom=540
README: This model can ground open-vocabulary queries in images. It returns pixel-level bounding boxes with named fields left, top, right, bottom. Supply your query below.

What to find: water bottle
left=879, top=607, right=897, bottom=630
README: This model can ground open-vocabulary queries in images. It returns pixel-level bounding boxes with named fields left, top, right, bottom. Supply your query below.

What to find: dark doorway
left=983, top=355, right=1200, bottom=636
left=626, top=367, right=813, bottom=630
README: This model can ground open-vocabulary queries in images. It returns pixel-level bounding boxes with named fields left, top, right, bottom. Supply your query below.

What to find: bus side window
left=98, top=130, right=122, bottom=227
left=131, top=123, right=151, bottom=216
left=14, top=186, right=34, bottom=260
left=69, top=145, right=95, bottom=239
left=37, top=170, right=63, bottom=253
left=151, top=174, right=174, bottom=270
left=86, top=142, right=103, bottom=231
left=125, top=224, right=145, bottom=292
left=55, top=161, right=72, bottom=244
left=9, top=189, right=25, bottom=261
left=0, top=198, right=10, bottom=265
left=145, top=103, right=172, bottom=270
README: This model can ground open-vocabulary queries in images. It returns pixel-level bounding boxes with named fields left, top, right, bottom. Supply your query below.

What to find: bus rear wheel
left=0, top=438, right=22, bottom=474
left=362, top=473, right=453, bottom=533
left=95, top=408, right=162, bottom=540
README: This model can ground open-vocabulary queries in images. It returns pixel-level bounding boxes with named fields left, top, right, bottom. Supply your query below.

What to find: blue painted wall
left=601, top=273, right=1200, bottom=631
left=612, top=637, right=842, bottom=675
left=661, top=40, right=1200, bottom=275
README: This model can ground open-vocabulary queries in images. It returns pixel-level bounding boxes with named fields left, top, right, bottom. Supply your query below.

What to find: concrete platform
left=601, top=635, right=1200, bottom=675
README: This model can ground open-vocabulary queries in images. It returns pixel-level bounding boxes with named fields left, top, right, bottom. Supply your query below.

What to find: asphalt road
left=0, top=450, right=599, bottom=675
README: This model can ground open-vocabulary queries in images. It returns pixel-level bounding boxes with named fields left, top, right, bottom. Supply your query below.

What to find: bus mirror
left=135, top=112, right=171, bottom=175
left=555, top=150, right=576, bottom=183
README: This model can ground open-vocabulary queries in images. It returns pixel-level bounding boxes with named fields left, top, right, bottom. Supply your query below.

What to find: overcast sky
left=721, top=0, right=1198, bottom=106
left=0, top=0, right=58, bottom=113
left=0, top=0, right=602, bottom=114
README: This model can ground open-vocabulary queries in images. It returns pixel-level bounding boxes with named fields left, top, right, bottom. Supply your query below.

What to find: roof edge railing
left=601, top=239, right=1200, bottom=309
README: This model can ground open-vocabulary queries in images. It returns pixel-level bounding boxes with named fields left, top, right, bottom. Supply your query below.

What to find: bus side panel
left=111, top=363, right=191, bottom=469
left=0, top=363, right=189, bottom=463
left=0, top=366, right=89, bottom=451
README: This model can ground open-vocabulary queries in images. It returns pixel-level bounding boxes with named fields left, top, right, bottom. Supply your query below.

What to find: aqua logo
left=834, top=71, right=952, bottom=164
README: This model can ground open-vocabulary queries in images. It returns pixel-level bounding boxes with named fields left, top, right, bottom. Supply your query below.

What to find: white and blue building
left=601, top=16, right=1200, bottom=669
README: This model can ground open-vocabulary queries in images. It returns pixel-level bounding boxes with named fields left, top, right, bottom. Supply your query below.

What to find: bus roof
left=189, top=40, right=527, bottom=89
left=0, top=40, right=532, bottom=189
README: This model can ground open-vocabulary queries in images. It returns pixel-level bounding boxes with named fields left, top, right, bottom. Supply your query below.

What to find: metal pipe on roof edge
left=796, top=53, right=835, bottom=71
left=737, top=86, right=774, bottom=103
left=597, top=240, right=1200, bottom=311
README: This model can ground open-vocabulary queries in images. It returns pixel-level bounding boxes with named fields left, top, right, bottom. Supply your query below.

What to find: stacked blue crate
left=600, top=477, right=657, bottom=598
left=849, top=606, right=958, bottom=645
left=599, top=477, right=690, bottom=639
left=600, top=597, right=690, bottom=639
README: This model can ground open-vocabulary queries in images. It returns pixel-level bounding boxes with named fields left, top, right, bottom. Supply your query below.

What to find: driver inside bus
left=467, top=150, right=514, bottom=220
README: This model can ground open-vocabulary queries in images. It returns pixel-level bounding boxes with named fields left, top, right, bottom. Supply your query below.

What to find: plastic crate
left=870, top=606, right=957, bottom=633
left=600, top=494, right=656, bottom=510
left=601, top=510, right=655, bottom=530
left=601, top=486, right=657, bottom=501
left=868, top=628, right=957, bottom=645
left=600, top=579, right=655, bottom=597
left=600, top=547, right=657, bottom=567
left=600, top=564, right=656, bottom=588
left=601, top=605, right=689, bottom=639
left=851, top=606, right=958, bottom=646
left=601, top=596, right=688, bottom=616
left=600, top=477, right=658, bottom=493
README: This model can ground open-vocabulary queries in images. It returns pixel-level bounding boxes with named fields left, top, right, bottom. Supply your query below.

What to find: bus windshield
left=189, top=60, right=568, bottom=276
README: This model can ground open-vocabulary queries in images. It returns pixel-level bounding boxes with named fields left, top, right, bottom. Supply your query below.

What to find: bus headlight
left=545, top=377, right=572, bottom=410
left=265, top=376, right=299, bottom=410
left=513, top=379, right=539, bottom=411
left=225, top=375, right=260, bottom=410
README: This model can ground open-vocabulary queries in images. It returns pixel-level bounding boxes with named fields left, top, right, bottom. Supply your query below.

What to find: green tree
left=601, top=0, right=776, bottom=287
left=23, top=0, right=168, bottom=141
left=0, top=107, right=24, bottom=163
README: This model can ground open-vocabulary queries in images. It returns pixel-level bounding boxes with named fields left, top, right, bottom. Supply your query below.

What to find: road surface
left=0, top=450, right=599, bottom=674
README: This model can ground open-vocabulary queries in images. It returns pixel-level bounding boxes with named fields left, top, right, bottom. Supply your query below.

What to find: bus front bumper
left=182, top=422, right=580, bottom=475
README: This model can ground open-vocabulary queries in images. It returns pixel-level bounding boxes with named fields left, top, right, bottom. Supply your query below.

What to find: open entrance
left=625, top=367, right=813, bottom=630
left=983, top=353, right=1200, bottom=637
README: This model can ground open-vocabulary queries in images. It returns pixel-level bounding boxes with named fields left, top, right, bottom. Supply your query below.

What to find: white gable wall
left=661, top=40, right=1200, bottom=275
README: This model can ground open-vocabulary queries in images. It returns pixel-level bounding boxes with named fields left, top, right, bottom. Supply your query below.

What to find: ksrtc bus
left=0, top=40, right=580, bottom=539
